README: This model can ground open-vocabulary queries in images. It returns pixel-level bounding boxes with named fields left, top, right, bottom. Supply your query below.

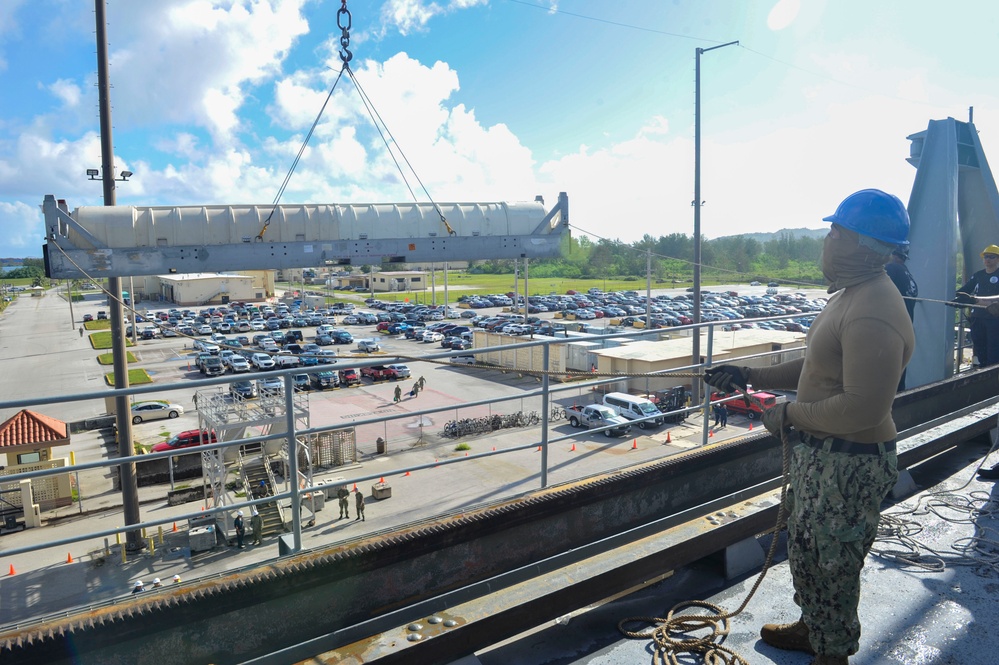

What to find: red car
left=339, top=368, right=361, bottom=386
left=151, top=429, right=218, bottom=452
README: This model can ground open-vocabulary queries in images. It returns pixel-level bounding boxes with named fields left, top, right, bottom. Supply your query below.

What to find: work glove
left=953, top=292, right=976, bottom=305
left=761, top=402, right=792, bottom=439
left=703, top=365, right=750, bottom=393
left=988, top=302, right=999, bottom=318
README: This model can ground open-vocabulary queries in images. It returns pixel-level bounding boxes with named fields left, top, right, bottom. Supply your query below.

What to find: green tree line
left=469, top=233, right=825, bottom=285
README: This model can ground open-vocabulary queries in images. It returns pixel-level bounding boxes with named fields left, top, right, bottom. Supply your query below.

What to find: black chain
left=338, top=0, right=352, bottom=63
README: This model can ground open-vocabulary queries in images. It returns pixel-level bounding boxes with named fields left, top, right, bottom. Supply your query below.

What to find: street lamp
left=85, top=167, right=134, bottom=181
left=692, top=39, right=738, bottom=407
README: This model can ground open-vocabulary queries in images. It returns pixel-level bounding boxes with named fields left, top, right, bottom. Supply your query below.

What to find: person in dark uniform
left=337, top=486, right=350, bottom=519
left=233, top=510, right=245, bottom=549
left=355, top=488, right=365, bottom=522
left=954, top=244, right=999, bottom=368
left=885, top=247, right=918, bottom=390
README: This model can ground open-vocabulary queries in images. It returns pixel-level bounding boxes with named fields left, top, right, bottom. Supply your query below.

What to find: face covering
left=820, top=225, right=892, bottom=293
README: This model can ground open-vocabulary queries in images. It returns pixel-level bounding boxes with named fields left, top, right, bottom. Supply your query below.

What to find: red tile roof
left=0, top=410, right=69, bottom=449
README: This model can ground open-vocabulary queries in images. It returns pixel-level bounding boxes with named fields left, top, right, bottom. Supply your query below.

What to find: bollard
left=121, top=546, right=127, bottom=564
left=147, top=536, right=155, bottom=555
left=104, top=538, right=111, bottom=556
left=158, top=525, right=164, bottom=545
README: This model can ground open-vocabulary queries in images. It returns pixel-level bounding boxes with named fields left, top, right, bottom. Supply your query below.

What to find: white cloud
left=380, top=0, right=444, bottom=36
left=46, top=79, right=82, bottom=107
left=103, top=0, right=311, bottom=145
left=0, top=200, right=44, bottom=255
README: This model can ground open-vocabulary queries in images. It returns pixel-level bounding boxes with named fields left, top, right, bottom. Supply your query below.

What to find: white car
left=422, top=331, right=444, bottom=343
left=357, top=339, right=380, bottom=353
left=386, top=364, right=411, bottom=379
left=130, top=401, right=184, bottom=424
left=251, top=353, right=276, bottom=370
left=197, top=325, right=213, bottom=335
left=249, top=320, right=266, bottom=331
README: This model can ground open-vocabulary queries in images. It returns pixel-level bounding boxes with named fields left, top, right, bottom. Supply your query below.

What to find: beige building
left=471, top=328, right=807, bottom=391
left=370, top=270, right=427, bottom=293
left=0, top=409, right=73, bottom=514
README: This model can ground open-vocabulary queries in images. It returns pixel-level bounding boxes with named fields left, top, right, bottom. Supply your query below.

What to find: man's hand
left=703, top=365, right=750, bottom=393
left=761, top=402, right=791, bottom=438
left=954, top=292, right=976, bottom=305
left=988, top=302, right=999, bottom=318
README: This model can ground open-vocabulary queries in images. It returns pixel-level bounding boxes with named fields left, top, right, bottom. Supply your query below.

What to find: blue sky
left=2, top=0, right=999, bottom=259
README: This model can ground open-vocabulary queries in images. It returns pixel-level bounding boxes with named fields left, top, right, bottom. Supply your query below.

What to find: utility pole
left=95, top=0, right=142, bottom=552
left=692, top=40, right=738, bottom=404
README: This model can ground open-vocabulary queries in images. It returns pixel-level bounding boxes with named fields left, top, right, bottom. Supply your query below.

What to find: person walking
left=79, top=326, right=84, bottom=338
left=393, top=385, right=402, bottom=403
left=885, top=247, right=918, bottom=390
left=250, top=508, right=263, bottom=546
left=337, top=486, right=350, bottom=519
left=718, top=404, right=728, bottom=428
left=355, top=488, right=365, bottom=522
left=953, top=244, right=999, bottom=368
left=712, top=403, right=721, bottom=427
left=417, top=375, right=426, bottom=391
left=233, top=510, right=245, bottom=549
left=705, top=189, right=914, bottom=665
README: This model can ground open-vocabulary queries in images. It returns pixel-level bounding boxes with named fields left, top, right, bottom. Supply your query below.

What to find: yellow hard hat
left=982, top=244, right=999, bottom=257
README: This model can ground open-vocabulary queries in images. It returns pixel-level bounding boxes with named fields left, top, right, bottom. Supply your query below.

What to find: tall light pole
left=93, top=0, right=143, bottom=552
left=692, top=40, right=738, bottom=402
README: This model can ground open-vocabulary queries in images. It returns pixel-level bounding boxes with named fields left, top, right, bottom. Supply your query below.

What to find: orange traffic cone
left=404, top=471, right=411, bottom=476
left=748, top=422, right=753, bottom=431
left=8, top=564, right=15, bottom=576
left=631, top=439, right=638, bottom=449
left=536, top=446, right=542, bottom=452
left=570, top=443, right=576, bottom=452
left=172, top=522, right=177, bottom=532
left=379, top=477, right=385, bottom=484
left=709, top=430, right=714, bottom=438
left=66, top=553, right=74, bottom=564
left=666, top=431, right=672, bottom=443
left=352, top=483, right=357, bottom=491
left=465, top=452, right=468, bottom=456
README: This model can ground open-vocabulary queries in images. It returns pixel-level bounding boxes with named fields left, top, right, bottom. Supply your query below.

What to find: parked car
left=257, top=377, right=284, bottom=395
left=82, top=313, right=94, bottom=322
left=310, top=370, right=339, bottom=390
left=385, top=364, right=411, bottom=379
left=251, top=353, right=276, bottom=370
left=227, top=355, right=251, bottom=373
left=338, top=368, right=360, bottom=386
left=292, top=374, right=312, bottom=391
left=229, top=380, right=258, bottom=399
left=130, top=401, right=184, bottom=424
left=151, top=429, right=218, bottom=452
left=357, top=339, right=381, bottom=353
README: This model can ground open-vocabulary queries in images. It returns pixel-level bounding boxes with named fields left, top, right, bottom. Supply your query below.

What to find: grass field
left=103, top=369, right=152, bottom=385
left=88, top=331, right=135, bottom=349
left=283, top=273, right=698, bottom=305
left=97, top=352, right=138, bottom=365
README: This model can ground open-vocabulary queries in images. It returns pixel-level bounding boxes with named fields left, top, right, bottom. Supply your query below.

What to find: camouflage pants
left=785, top=442, right=897, bottom=657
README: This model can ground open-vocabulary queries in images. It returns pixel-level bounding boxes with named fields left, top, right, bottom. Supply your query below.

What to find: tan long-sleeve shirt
left=749, top=273, right=914, bottom=443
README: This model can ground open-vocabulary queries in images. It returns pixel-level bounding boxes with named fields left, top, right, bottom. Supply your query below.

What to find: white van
left=602, top=392, right=664, bottom=429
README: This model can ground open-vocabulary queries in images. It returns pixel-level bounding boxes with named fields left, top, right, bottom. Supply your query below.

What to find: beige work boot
left=811, top=656, right=849, bottom=665
left=760, top=619, right=815, bottom=654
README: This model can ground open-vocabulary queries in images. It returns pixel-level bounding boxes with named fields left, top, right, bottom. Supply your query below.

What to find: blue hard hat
left=822, top=189, right=910, bottom=245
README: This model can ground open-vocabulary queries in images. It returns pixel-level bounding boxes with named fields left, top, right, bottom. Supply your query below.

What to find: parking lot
left=0, top=282, right=829, bottom=624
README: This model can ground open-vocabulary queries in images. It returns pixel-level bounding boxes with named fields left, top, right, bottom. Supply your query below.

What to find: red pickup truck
left=711, top=391, right=780, bottom=419
left=360, top=365, right=398, bottom=381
